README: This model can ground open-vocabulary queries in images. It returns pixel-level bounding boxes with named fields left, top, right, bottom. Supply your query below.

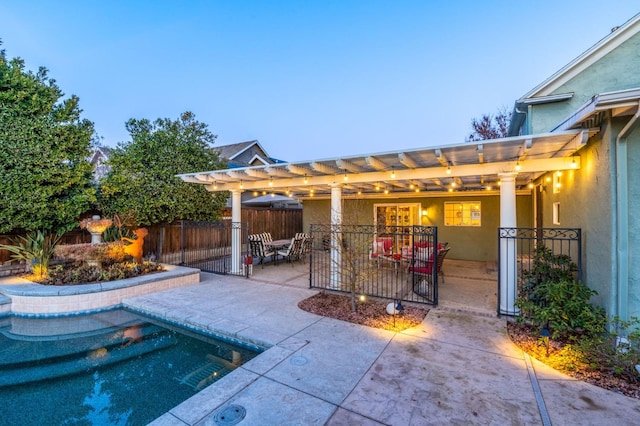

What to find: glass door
left=374, top=203, right=421, bottom=249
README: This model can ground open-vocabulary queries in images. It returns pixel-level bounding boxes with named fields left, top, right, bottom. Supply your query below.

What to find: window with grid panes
left=444, top=202, right=481, bottom=227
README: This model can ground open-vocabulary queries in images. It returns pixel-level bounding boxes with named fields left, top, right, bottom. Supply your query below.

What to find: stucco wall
left=302, top=194, right=532, bottom=262
left=529, top=32, right=640, bottom=134
left=624, top=123, right=640, bottom=318
left=536, top=120, right=615, bottom=312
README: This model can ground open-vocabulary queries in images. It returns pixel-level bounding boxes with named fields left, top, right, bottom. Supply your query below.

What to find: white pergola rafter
left=177, top=130, right=592, bottom=195
left=398, top=152, right=420, bottom=169
left=336, top=158, right=366, bottom=173
left=366, top=155, right=389, bottom=171
left=310, top=161, right=342, bottom=175
left=183, top=156, right=581, bottom=192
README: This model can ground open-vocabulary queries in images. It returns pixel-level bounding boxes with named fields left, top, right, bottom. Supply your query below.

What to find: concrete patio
left=124, top=260, right=640, bottom=425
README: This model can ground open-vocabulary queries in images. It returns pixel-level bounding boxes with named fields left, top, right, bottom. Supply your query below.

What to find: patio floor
left=129, top=262, right=640, bottom=425
left=244, top=256, right=499, bottom=315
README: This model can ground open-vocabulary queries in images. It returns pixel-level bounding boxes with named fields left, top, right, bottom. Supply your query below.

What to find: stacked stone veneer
left=0, top=265, right=199, bottom=315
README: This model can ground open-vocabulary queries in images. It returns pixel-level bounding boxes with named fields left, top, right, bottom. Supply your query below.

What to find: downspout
left=613, top=102, right=640, bottom=321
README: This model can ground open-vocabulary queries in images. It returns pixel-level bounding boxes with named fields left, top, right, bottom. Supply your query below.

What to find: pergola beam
left=191, top=156, right=580, bottom=192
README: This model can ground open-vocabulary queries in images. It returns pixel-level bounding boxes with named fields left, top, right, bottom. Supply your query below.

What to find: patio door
left=374, top=203, right=420, bottom=248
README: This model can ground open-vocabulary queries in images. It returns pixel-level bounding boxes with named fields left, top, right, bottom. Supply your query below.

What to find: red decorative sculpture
left=122, top=228, right=148, bottom=264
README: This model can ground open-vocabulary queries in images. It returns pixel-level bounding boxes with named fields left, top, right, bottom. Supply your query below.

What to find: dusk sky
left=2, top=1, right=639, bottom=163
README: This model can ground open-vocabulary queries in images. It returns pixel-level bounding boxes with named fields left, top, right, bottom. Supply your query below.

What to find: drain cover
left=214, top=404, right=246, bottom=426
left=290, top=355, right=308, bottom=366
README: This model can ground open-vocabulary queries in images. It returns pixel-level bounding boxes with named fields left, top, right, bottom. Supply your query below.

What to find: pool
left=0, top=309, right=262, bottom=425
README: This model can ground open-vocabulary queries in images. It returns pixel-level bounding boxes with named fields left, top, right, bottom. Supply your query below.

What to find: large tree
left=0, top=44, right=96, bottom=234
left=466, top=107, right=512, bottom=141
left=98, top=111, right=227, bottom=226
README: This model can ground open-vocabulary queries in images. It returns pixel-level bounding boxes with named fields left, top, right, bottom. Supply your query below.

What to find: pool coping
left=0, top=264, right=200, bottom=316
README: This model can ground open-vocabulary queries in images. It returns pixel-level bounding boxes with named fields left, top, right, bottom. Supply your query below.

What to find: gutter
left=613, top=101, right=640, bottom=321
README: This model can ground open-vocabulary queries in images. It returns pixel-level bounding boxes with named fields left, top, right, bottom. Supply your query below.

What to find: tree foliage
left=0, top=45, right=96, bottom=233
left=466, top=107, right=512, bottom=141
left=98, top=112, right=227, bottom=226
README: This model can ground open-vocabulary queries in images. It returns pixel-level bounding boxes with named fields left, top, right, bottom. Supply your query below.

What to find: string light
left=515, top=161, right=521, bottom=171
left=446, top=166, right=452, bottom=175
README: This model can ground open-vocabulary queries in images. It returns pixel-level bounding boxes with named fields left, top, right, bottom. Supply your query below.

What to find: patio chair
left=277, top=236, right=304, bottom=266
left=369, top=237, right=400, bottom=270
left=248, top=234, right=276, bottom=267
left=299, top=235, right=312, bottom=263
left=408, top=246, right=451, bottom=284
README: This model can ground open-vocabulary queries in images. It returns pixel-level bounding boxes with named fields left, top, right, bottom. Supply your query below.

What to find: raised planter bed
left=0, top=265, right=200, bottom=316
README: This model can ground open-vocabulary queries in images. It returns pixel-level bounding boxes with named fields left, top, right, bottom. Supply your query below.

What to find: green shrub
left=519, top=246, right=577, bottom=307
left=518, top=279, right=606, bottom=341
left=573, top=316, right=640, bottom=383
left=40, top=261, right=163, bottom=285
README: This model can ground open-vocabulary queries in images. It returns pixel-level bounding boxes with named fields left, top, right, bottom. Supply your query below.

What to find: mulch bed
left=298, top=292, right=428, bottom=332
left=508, top=321, right=640, bottom=400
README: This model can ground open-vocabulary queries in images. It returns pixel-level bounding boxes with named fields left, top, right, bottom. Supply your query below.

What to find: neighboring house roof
left=90, top=145, right=112, bottom=182
left=215, top=140, right=283, bottom=168
left=242, top=194, right=302, bottom=209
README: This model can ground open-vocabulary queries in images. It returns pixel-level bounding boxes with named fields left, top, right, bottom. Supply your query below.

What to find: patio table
left=266, top=239, right=291, bottom=265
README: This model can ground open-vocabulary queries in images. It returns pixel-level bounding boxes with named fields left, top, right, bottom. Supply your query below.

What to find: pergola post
left=499, top=172, right=518, bottom=315
left=231, top=189, right=243, bottom=275
left=330, top=184, right=342, bottom=289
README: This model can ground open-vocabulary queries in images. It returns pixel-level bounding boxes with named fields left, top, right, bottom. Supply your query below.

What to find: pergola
left=178, top=129, right=593, bottom=313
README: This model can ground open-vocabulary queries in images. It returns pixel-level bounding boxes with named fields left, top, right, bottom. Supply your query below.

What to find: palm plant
left=0, top=231, right=63, bottom=278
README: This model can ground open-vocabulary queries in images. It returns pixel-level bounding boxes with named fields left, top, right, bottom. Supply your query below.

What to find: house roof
left=215, top=141, right=259, bottom=161
left=519, top=13, right=640, bottom=101
left=178, top=130, right=593, bottom=199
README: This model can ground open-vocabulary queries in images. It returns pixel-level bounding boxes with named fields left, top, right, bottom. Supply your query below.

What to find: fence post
left=180, top=220, right=185, bottom=266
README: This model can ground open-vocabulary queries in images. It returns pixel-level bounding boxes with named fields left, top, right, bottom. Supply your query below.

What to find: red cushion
left=409, top=263, right=434, bottom=274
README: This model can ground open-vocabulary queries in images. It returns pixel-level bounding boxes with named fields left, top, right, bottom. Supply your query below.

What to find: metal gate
left=160, top=221, right=248, bottom=275
left=497, top=227, right=582, bottom=316
left=309, top=224, right=438, bottom=305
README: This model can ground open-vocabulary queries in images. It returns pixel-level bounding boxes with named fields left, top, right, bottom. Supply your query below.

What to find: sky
left=1, top=1, right=639, bottom=163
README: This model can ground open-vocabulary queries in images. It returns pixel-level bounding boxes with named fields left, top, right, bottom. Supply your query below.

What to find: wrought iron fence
left=159, top=221, right=248, bottom=276
left=309, top=224, right=438, bottom=305
left=497, top=227, right=582, bottom=316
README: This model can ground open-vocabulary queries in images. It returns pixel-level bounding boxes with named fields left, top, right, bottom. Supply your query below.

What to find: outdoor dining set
left=247, top=231, right=450, bottom=287
left=247, top=232, right=311, bottom=268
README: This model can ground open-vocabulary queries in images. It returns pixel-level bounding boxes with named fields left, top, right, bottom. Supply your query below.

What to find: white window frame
left=444, top=201, right=481, bottom=227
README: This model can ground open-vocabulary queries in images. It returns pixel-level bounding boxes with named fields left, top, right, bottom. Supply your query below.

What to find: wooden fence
left=1, top=208, right=302, bottom=264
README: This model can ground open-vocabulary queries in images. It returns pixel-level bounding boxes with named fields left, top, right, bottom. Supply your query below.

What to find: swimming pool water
left=0, top=309, right=261, bottom=425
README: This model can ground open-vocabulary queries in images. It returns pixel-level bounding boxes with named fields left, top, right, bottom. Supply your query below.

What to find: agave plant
left=0, top=231, right=63, bottom=278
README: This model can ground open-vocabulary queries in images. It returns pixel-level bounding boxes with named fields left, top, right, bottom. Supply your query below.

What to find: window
left=553, top=202, right=560, bottom=225
left=444, top=202, right=481, bottom=227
